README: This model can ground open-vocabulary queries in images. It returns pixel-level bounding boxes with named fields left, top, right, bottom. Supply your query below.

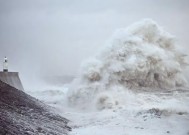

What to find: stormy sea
left=26, top=19, right=189, bottom=135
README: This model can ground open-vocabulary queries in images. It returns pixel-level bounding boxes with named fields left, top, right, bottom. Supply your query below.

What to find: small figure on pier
left=3, top=56, right=8, bottom=72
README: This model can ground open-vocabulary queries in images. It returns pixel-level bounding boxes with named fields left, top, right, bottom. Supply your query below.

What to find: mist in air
left=0, top=0, right=189, bottom=90
left=1, top=1, right=189, bottom=135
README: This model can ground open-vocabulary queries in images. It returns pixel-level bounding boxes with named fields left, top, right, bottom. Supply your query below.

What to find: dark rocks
left=177, top=112, right=187, bottom=115
left=136, top=108, right=165, bottom=120
left=0, top=80, right=71, bottom=135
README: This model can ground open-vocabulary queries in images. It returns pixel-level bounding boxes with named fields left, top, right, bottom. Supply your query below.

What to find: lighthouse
left=0, top=57, right=24, bottom=90
left=3, top=57, right=8, bottom=72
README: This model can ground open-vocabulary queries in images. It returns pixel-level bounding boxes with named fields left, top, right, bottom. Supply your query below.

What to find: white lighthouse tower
left=3, top=56, right=8, bottom=72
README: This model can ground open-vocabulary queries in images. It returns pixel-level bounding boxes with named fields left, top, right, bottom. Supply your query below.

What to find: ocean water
left=26, top=19, right=189, bottom=135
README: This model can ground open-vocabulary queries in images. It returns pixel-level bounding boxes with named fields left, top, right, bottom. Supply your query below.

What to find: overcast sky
left=0, top=0, right=189, bottom=86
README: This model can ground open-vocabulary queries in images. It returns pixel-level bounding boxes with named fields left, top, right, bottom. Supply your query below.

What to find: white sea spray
left=67, top=19, right=188, bottom=110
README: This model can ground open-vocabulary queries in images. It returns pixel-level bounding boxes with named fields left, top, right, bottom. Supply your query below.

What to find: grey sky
left=0, top=0, right=189, bottom=87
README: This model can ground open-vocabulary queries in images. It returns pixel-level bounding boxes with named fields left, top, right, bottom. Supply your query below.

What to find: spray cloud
left=67, top=19, right=188, bottom=110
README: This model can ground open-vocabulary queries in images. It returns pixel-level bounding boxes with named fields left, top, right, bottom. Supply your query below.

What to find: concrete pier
left=0, top=72, right=24, bottom=91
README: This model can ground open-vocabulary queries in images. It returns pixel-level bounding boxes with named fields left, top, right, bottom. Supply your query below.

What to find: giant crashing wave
left=67, top=19, right=188, bottom=110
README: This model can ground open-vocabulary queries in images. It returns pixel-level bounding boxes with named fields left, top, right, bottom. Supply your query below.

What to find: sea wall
left=0, top=72, right=24, bottom=90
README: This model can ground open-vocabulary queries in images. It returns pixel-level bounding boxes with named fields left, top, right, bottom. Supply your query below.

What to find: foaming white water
left=67, top=19, right=188, bottom=110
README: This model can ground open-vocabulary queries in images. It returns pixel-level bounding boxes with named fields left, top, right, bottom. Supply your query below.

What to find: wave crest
left=67, top=19, right=188, bottom=110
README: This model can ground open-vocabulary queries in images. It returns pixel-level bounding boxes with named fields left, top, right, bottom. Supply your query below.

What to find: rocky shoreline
left=0, top=80, right=71, bottom=135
